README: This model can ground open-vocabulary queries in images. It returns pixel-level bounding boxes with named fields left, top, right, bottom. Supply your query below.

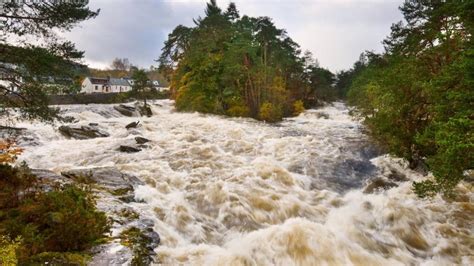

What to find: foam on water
left=9, top=100, right=473, bottom=265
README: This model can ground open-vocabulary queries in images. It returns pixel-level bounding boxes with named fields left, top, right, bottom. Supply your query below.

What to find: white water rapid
left=10, top=100, right=474, bottom=265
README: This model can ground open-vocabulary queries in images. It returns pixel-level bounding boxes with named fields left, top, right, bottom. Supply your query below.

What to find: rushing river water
left=10, top=100, right=473, bottom=265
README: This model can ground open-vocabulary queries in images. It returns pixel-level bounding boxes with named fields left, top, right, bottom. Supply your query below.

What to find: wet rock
left=135, top=136, right=150, bottom=144
left=89, top=243, right=133, bottom=266
left=387, top=169, right=408, bottom=182
left=119, top=225, right=160, bottom=265
left=31, top=169, right=70, bottom=183
left=465, top=170, right=474, bottom=183
left=363, top=178, right=397, bottom=193
left=58, top=125, right=109, bottom=139
left=0, top=125, right=27, bottom=131
left=137, top=104, right=153, bottom=117
left=60, top=116, right=78, bottom=123
left=126, top=121, right=140, bottom=129
left=0, top=125, right=26, bottom=139
left=118, top=195, right=139, bottom=203
left=30, top=169, right=72, bottom=192
left=144, top=230, right=160, bottom=249
left=61, top=167, right=143, bottom=189
left=114, top=104, right=138, bottom=117
left=119, top=145, right=141, bottom=153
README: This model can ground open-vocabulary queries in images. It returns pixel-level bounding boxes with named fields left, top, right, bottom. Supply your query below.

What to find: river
left=12, top=100, right=473, bottom=265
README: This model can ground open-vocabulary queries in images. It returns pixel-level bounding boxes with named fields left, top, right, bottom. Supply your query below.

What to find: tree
left=159, top=1, right=322, bottom=121
left=0, top=1, right=99, bottom=122
left=131, top=69, right=150, bottom=107
left=111, top=58, right=130, bottom=71
left=347, top=0, right=473, bottom=197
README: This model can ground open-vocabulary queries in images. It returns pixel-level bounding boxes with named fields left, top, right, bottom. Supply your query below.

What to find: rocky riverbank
left=32, top=167, right=160, bottom=265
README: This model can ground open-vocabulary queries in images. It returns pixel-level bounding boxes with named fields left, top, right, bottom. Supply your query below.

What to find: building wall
left=81, top=78, right=99, bottom=93
left=81, top=78, right=136, bottom=94
left=110, top=85, right=132, bottom=93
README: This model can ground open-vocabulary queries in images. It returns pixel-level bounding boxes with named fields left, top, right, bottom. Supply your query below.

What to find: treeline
left=345, top=1, right=473, bottom=197
left=159, top=1, right=336, bottom=122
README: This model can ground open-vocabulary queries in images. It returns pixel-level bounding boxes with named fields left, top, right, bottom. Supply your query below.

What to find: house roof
left=109, top=78, right=130, bottom=86
left=89, top=77, right=108, bottom=85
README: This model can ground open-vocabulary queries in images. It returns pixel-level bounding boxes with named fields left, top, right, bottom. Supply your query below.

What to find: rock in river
left=138, top=104, right=153, bottom=117
left=363, top=178, right=397, bottom=194
left=119, top=145, right=142, bottom=153
left=135, top=136, right=150, bottom=144
left=61, top=166, right=143, bottom=189
left=114, top=104, right=138, bottom=117
left=58, top=125, right=109, bottom=139
left=126, top=121, right=140, bottom=129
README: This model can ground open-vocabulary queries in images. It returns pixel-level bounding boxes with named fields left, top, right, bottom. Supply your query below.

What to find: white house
left=81, top=76, right=168, bottom=94
left=81, top=77, right=109, bottom=93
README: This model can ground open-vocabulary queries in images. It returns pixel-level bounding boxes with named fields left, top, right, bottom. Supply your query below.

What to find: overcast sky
left=62, top=0, right=403, bottom=72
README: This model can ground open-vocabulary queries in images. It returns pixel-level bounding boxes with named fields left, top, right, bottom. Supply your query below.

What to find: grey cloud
left=62, top=0, right=403, bottom=72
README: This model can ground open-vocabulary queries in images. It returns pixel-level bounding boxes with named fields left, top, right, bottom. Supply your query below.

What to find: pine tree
left=1, top=1, right=99, bottom=121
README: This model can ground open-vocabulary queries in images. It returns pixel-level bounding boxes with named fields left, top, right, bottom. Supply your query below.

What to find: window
left=95, top=85, right=98, bottom=90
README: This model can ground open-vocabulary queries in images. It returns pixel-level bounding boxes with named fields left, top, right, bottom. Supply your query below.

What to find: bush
left=258, top=102, right=283, bottom=122
left=24, top=252, right=91, bottom=266
left=292, top=100, right=305, bottom=116
left=0, top=235, right=21, bottom=265
left=227, top=104, right=250, bottom=117
left=0, top=164, right=110, bottom=263
left=0, top=163, right=38, bottom=209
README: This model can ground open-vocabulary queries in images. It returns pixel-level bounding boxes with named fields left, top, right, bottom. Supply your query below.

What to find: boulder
left=119, top=145, right=141, bottom=153
left=126, top=121, right=140, bottom=129
left=387, top=170, right=408, bottom=182
left=0, top=125, right=26, bottom=139
left=31, top=169, right=70, bottom=183
left=89, top=243, right=133, bottom=266
left=30, top=169, right=72, bottom=192
left=135, top=102, right=153, bottom=117
left=61, top=167, right=143, bottom=189
left=363, top=178, right=397, bottom=193
left=114, top=104, right=138, bottom=117
left=135, top=137, right=150, bottom=144
left=0, top=125, right=26, bottom=131
left=60, top=116, right=78, bottom=123
left=58, top=125, right=109, bottom=139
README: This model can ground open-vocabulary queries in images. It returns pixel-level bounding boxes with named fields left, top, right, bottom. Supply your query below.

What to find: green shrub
left=0, top=163, right=38, bottom=209
left=292, top=100, right=305, bottom=116
left=0, top=164, right=110, bottom=263
left=0, top=235, right=22, bottom=265
left=258, top=102, right=283, bottom=122
left=227, top=104, right=250, bottom=117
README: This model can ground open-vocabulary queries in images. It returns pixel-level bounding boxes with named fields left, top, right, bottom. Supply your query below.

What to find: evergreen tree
left=347, top=0, right=473, bottom=197
left=131, top=69, right=150, bottom=107
left=0, top=1, right=98, bottom=121
left=159, top=1, right=333, bottom=121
